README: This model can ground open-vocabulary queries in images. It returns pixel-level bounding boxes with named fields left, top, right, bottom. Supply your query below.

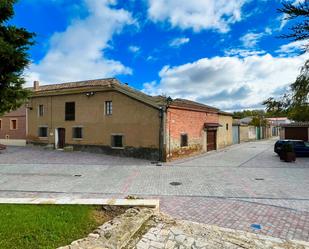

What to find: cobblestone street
left=0, top=139, right=309, bottom=241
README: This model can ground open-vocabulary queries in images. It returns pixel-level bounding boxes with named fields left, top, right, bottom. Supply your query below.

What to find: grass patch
left=0, top=204, right=124, bottom=249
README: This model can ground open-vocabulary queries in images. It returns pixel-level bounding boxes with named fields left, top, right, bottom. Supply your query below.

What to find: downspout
left=158, top=106, right=165, bottom=162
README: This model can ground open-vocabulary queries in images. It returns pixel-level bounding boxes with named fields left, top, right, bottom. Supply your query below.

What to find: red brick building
left=0, top=106, right=27, bottom=145
left=164, top=99, right=231, bottom=160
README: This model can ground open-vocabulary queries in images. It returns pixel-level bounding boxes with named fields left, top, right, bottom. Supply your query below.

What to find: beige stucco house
left=27, top=78, right=233, bottom=161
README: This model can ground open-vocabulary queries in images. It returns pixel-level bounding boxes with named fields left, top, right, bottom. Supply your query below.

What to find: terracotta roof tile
left=32, top=78, right=118, bottom=92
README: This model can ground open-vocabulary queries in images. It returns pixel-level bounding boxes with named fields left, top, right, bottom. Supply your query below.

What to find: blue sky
left=12, top=0, right=308, bottom=110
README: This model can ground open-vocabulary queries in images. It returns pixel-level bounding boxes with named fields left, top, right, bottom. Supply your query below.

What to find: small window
left=105, top=101, right=112, bottom=115
left=0, top=119, right=2, bottom=130
left=38, top=127, right=48, bottom=137
left=38, top=105, right=44, bottom=117
left=112, top=135, right=123, bottom=148
left=226, top=123, right=229, bottom=130
left=72, top=127, right=83, bottom=139
left=10, top=119, right=17, bottom=130
left=180, top=134, right=188, bottom=147
left=65, top=102, right=75, bottom=121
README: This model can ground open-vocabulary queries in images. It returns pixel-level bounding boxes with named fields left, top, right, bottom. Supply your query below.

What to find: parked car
left=274, top=140, right=309, bottom=157
left=0, top=144, right=6, bottom=151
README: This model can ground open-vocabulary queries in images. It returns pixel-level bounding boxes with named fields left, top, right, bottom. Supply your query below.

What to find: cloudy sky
left=12, top=0, right=308, bottom=111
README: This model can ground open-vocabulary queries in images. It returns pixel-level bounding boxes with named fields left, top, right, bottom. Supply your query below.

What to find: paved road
left=0, top=139, right=309, bottom=241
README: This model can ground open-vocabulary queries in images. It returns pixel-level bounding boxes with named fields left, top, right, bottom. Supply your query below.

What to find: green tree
left=263, top=1, right=309, bottom=121
left=0, top=0, right=34, bottom=115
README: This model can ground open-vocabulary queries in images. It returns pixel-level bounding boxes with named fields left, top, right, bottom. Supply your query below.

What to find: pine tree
left=0, top=0, right=34, bottom=115
left=263, top=1, right=309, bottom=121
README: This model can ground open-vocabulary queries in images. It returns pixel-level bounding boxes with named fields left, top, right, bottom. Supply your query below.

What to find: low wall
left=0, top=139, right=26, bottom=146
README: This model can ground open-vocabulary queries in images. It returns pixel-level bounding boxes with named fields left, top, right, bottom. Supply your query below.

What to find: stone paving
left=0, top=139, right=309, bottom=242
left=59, top=208, right=309, bottom=249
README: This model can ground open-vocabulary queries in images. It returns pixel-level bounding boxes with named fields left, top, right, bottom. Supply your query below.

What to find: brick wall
left=0, top=107, right=27, bottom=140
left=165, top=107, right=218, bottom=160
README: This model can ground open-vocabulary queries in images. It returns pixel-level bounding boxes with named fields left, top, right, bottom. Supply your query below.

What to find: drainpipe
left=158, top=97, right=172, bottom=162
left=158, top=107, right=164, bottom=162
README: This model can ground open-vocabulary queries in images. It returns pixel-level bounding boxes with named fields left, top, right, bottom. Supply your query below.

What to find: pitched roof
left=169, top=98, right=219, bottom=112
left=281, top=122, right=309, bottom=127
left=30, top=78, right=222, bottom=113
left=30, top=78, right=118, bottom=92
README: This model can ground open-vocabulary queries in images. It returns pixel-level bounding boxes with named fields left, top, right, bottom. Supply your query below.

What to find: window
left=38, top=127, right=48, bottom=137
left=226, top=123, right=229, bottom=130
left=10, top=119, right=17, bottom=130
left=0, top=119, right=2, bottom=130
left=180, top=134, right=188, bottom=147
left=72, top=127, right=83, bottom=139
left=105, top=101, right=112, bottom=115
left=65, top=102, right=75, bottom=121
left=38, top=105, right=44, bottom=117
left=112, top=135, right=123, bottom=148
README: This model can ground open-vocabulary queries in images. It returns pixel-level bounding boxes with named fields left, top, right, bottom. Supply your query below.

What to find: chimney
left=33, top=81, right=40, bottom=91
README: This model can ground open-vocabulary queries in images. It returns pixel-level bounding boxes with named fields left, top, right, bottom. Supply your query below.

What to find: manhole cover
left=170, top=182, right=182, bottom=186
left=255, top=178, right=264, bottom=181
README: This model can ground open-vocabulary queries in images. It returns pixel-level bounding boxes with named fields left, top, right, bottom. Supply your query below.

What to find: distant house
left=266, top=117, right=291, bottom=136
left=0, top=106, right=27, bottom=146
left=280, top=122, right=309, bottom=141
left=27, top=78, right=233, bottom=161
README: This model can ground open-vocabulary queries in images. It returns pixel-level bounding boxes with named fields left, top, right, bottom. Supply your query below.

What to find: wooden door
left=58, top=128, right=65, bottom=149
left=207, top=130, right=217, bottom=151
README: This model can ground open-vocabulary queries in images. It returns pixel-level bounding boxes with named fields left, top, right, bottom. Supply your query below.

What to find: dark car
left=274, top=140, right=309, bottom=157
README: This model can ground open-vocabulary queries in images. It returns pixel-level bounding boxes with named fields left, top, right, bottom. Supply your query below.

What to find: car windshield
left=305, top=142, right=309, bottom=147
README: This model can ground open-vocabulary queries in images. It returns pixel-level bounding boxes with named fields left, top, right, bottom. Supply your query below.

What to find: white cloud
left=276, top=40, right=308, bottom=55
left=25, top=0, right=134, bottom=86
left=128, top=45, right=140, bottom=53
left=240, top=32, right=264, bottom=48
left=143, top=53, right=306, bottom=110
left=147, top=0, right=247, bottom=33
left=224, top=49, right=266, bottom=57
left=169, top=37, right=190, bottom=48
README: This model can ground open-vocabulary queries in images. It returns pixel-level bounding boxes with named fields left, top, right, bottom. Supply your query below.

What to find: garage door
left=207, top=130, right=217, bottom=151
left=285, top=127, right=308, bottom=141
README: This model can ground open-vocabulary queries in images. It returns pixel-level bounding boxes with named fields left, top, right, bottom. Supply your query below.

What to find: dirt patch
left=92, top=206, right=127, bottom=225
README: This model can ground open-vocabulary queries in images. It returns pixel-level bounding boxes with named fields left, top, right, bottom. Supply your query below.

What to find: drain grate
left=170, top=182, right=182, bottom=186
left=74, top=174, right=82, bottom=177
left=255, top=178, right=264, bottom=181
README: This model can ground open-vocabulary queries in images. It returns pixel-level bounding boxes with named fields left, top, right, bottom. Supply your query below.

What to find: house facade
left=0, top=106, right=27, bottom=146
left=27, top=78, right=233, bottom=161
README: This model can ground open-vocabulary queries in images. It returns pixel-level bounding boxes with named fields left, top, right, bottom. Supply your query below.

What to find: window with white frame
left=105, top=101, right=112, bottom=115
left=38, top=105, right=44, bottom=117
